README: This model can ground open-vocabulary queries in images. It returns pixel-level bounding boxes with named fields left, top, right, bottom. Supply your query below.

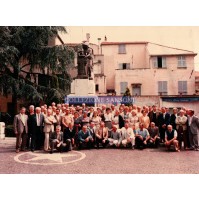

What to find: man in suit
left=148, top=105, right=159, bottom=126
left=63, top=123, right=76, bottom=151
left=120, top=122, right=135, bottom=149
left=13, top=107, right=28, bottom=153
left=170, top=107, right=178, bottom=130
left=26, top=105, right=35, bottom=150
left=54, top=108, right=62, bottom=130
left=158, top=107, right=170, bottom=142
left=49, top=125, right=64, bottom=154
left=147, top=122, right=160, bottom=148
left=33, top=107, right=45, bottom=151
left=43, top=109, right=57, bottom=151
left=187, top=110, right=199, bottom=151
left=95, top=122, right=109, bottom=149
left=176, top=110, right=188, bottom=150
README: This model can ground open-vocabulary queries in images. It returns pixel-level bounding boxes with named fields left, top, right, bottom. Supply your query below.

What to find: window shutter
left=120, top=82, right=128, bottom=94
left=153, top=57, right=158, bottom=67
left=162, top=57, right=166, bottom=68
left=163, top=81, right=167, bottom=92
left=126, top=63, right=130, bottom=69
left=118, top=63, right=123, bottom=69
left=183, top=81, right=187, bottom=92
left=158, top=81, right=162, bottom=93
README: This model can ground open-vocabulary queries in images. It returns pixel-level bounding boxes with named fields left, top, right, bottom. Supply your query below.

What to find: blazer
left=148, top=111, right=159, bottom=126
left=175, top=115, right=187, bottom=131
left=147, top=126, right=159, bottom=138
left=95, top=126, right=108, bottom=140
left=13, top=113, right=28, bottom=134
left=188, top=115, right=199, bottom=134
left=170, top=114, right=177, bottom=130
left=43, top=115, right=57, bottom=133
left=49, top=131, right=64, bottom=143
left=158, top=113, right=170, bottom=128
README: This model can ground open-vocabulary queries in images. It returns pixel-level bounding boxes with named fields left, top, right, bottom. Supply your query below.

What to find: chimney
left=104, top=35, right=107, bottom=41
left=97, top=38, right=101, bottom=54
left=86, top=33, right=90, bottom=42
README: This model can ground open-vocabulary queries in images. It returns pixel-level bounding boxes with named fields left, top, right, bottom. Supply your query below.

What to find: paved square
left=0, top=138, right=199, bottom=174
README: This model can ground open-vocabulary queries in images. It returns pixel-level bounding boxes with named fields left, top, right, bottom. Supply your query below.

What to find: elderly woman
left=139, top=110, right=150, bottom=129
left=129, top=110, right=139, bottom=129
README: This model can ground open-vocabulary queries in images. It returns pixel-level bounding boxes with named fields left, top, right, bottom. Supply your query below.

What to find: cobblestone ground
left=0, top=137, right=199, bottom=174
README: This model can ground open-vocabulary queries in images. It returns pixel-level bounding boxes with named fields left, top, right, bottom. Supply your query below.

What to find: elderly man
left=43, top=109, right=57, bottom=151
left=147, top=122, right=160, bottom=148
left=13, top=107, right=29, bottom=153
left=120, top=123, right=135, bottom=149
left=95, top=122, right=109, bottom=149
left=108, top=125, right=121, bottom=147
left=175, top=109, right=188, bottom=150
left=49, top=125, right=64, bottom=154
left=165, top=125, right=180, bottom=152
left=187, top=110, right=199, bottom=151
left=77, top=125, right=94, bottom=149
left=135, top=123, right=150, bottom=150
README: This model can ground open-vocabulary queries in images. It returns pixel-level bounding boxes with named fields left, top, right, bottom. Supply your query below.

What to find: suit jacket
left=158, top=113, right=170, bottom=128
left=175, top=115, right=187, bottom=131
left=148, top=111, right=159, bottom=126
left=49, top=131, right=64, bottom=143
left=13, top=113, right=28, bottom=134
left=34, top=113, right=44, bottom=132
left=54, top=114, right=62, bottom=126
left=95, top=127, right=108, bottom=140
left=148, top=126, right=159, bottom=138
left=170, top=114, right=177, bottom=130
left=43, top=115, right=57, bottom=133
left=188, top=115, right=199, bottom=134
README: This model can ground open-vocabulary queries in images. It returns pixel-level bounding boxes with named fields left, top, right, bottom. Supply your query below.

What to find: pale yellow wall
left=101, top=43, right=148, bottom=90
left=115, top=55, right=196, bottom=96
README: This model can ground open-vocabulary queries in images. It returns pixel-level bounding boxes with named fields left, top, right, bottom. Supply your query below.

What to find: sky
left=61, top=26, right=199, bottom=70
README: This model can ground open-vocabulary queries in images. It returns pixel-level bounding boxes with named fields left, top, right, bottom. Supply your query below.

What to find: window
left=118, top=44, right=126, bottom=54
left=158, top=81, right=168, bottom=95
left=153, top=57, right=166, bottom=68
left=118, top=63, right=130, bottom=70
left=132, top=84, right=141, bottom=96
left=95, top=84, right=99, bottom=92
left=120, top=82, right=128, bottom=94
left=178, top=81, right=187, bottom=94
left=178, top=56, right=186, bottom=67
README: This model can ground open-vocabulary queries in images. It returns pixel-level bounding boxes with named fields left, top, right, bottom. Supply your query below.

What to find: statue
left=77, top=41, right=93, bottom=79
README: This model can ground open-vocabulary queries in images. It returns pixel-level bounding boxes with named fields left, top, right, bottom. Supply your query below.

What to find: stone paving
left=0, top=137, right=199, bottom=174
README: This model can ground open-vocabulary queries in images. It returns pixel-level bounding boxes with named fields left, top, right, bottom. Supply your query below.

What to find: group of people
left=13, top=102, right=199, bottom=154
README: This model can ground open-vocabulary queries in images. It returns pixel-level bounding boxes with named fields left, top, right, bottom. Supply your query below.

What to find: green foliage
left=0, top=26, right=75, bottom=107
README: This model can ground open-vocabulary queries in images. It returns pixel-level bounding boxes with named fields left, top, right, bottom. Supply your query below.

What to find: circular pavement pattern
left=14, top=150, right=86, bottom=165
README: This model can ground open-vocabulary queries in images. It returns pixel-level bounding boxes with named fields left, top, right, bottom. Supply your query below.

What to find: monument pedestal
left=66, top=79, right=97, bottom=106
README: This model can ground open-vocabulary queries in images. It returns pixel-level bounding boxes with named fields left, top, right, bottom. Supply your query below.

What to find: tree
left=121, top=87, right=133, bottom=106
left=0, top=26, right=75, bottom=113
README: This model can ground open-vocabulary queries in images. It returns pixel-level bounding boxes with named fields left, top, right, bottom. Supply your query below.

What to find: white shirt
left=189, top=116, right=193, bottom=126
left=36, top=113, right=40, bottom=126
left=20, top=113, right=25, bottom=125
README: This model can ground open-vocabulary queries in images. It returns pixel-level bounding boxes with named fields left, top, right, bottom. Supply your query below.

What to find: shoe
left=16, top=149, right=20, bottom=153
left=195, top=148, right=199, bottom=151
left=132, top=146, right=135, bottom=150
left=31, top=149, right=34, bottom=152
left=50, top=151, right=53, bottom=154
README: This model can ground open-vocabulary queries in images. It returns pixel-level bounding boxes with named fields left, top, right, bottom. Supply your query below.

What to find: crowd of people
left=13, top=102, right=199, bottom=154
